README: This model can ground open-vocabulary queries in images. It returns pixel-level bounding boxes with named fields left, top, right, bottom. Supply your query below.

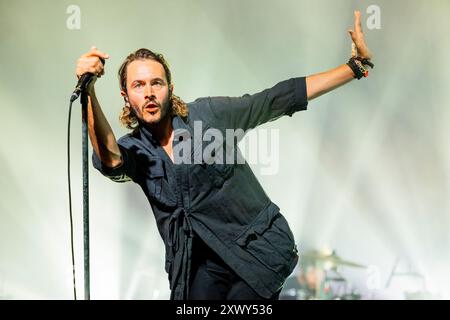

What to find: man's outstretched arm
left=75, top=46, right=122, bottom=168
left=306, top=10, right=373, bottom=101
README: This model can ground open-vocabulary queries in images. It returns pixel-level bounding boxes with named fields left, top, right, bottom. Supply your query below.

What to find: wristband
left=347, top=56, right=374, bottom=80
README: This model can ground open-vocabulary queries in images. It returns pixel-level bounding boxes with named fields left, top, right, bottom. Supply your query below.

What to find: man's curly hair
left=118, top=48, right=188, bottom=130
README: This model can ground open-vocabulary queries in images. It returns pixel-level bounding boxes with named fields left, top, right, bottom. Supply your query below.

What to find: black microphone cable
left=67, top=57, right=105, bottom=300
left=67, top=99, right=77, bottom=300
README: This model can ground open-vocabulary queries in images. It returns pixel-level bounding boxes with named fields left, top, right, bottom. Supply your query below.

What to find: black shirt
left=93, top=77, right=308, bottom=299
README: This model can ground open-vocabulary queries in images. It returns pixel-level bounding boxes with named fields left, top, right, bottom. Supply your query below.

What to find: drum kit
left=280, top=249, right=366, bottom=300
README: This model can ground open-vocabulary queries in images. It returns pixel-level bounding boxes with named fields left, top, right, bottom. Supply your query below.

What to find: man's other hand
left=348, top=11, right=373, bottom=60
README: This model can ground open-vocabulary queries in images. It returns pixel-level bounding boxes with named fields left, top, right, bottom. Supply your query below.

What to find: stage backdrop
left=0, top=0, right=449, bottom=299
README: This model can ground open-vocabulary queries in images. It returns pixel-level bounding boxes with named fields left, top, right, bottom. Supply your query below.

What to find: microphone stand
left=80, top=89, right=90, bottom=300
left=72, top=58, right=104, bottom=300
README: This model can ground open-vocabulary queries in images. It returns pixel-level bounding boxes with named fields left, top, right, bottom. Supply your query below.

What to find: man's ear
left=169, top=84, right=174, bottom=94
left=121, top=91, right=129, bottom=103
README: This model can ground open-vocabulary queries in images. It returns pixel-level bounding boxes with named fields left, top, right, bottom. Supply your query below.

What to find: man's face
left=122, top=59, right=173, bottom=126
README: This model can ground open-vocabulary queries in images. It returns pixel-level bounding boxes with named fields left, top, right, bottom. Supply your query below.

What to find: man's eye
left=134, top=83, right=142, bottom=88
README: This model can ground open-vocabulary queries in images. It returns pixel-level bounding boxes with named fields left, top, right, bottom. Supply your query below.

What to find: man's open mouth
left=144, top=103, right=159, bottom=114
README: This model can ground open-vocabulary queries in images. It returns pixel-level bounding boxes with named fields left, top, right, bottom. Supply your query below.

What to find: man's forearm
left=87, top=90, right=122, bottom=167
left=305, top=64, right=355, bottom=101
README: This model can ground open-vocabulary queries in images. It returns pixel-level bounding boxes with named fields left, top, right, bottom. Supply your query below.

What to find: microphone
left=70, top=58, right=105, bottom=102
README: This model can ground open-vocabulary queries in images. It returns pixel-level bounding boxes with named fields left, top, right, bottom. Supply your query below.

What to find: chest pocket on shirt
left=201, top=138, right=236, bottom=188
left=190, top=123, right=236, bottom=189
left=138, top=154, right=178, bottom=208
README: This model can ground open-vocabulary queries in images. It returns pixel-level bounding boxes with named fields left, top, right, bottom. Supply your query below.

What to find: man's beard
left=136, top=94, right=172, bottom=126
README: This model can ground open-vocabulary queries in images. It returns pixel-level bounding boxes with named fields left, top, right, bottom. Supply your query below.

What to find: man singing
left=76, top=11, right=373, bottom=300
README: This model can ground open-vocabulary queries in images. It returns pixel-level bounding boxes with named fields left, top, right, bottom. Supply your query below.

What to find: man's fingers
left=93, top=64, right=102, bottom=75
left=348, top=10, right=372, bottom=59
left=349, top=11, right=364, bottom=42
left=348, top=29, right=357, bottom=44
left=84, top=46, right=110, bottom=60
left=90, top=50, right=110, bottom=60
left=354, top=10, right=362, bottom=34
left=351, top=42, right=357, bottom=57
left=82, top=51, right=109, bottom=60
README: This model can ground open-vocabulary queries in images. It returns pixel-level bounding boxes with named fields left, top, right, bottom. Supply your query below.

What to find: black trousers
left=188, top=237, right=281, bottom=300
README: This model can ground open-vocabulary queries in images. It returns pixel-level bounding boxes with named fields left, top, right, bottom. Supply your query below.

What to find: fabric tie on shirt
left=167, top=207, right=194, bottom=300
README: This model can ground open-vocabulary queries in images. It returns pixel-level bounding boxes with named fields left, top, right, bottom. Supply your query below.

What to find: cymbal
left=301, top=250, right=367, bottom=269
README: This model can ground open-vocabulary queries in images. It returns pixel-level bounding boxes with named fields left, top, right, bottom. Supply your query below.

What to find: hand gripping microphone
left=70, top=57, right=105, bottom=102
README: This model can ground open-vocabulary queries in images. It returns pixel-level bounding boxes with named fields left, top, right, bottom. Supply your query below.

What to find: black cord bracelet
left=347, top=57, right=374, bottom=80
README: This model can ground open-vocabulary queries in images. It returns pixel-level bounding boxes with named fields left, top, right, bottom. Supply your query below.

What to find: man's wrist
left=347, top=56, right=374, bottom=80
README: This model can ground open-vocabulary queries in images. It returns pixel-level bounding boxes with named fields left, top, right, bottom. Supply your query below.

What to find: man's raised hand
left=76, top=46, right=109, bottom=79
left=348, top=11, right=372, bottom=60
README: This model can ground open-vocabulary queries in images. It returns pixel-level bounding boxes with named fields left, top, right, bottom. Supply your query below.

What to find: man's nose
left=144, top=83, right=155, bottom=99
